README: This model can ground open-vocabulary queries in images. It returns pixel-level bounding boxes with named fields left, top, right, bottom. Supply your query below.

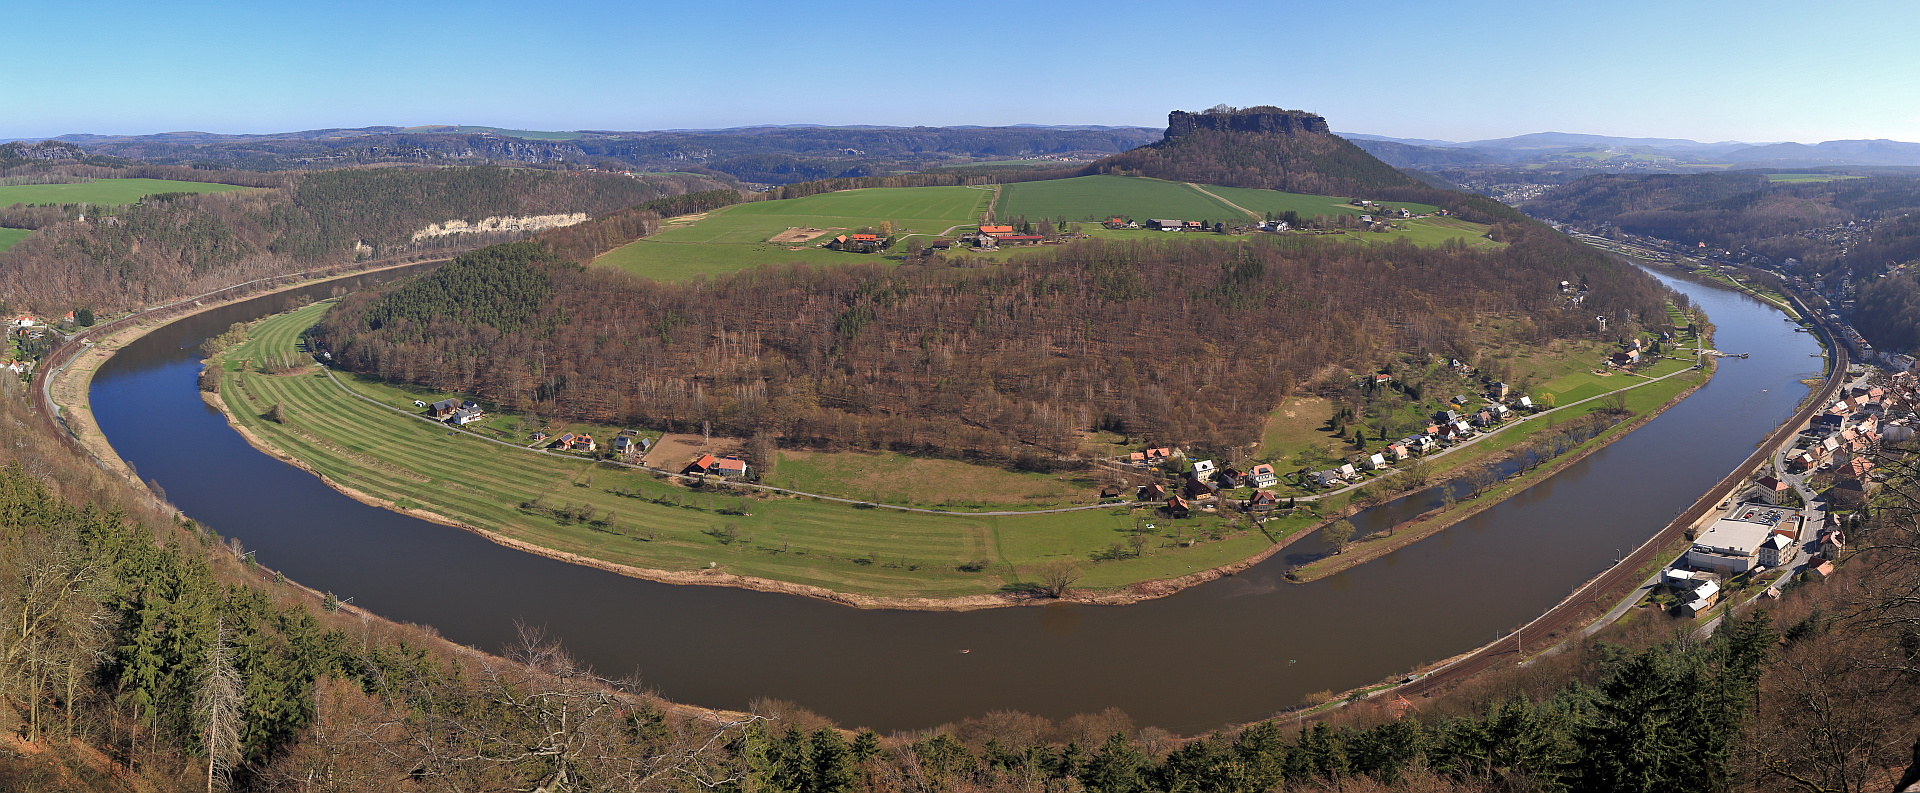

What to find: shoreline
left=45, top=259, right=439, bottom=502
left=66, top=268, right=1715, bottom=614
left=1284, top=371, right=1710, bottom=584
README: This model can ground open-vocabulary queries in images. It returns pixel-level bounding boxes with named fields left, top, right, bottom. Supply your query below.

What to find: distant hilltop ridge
left=1166, top=107, right=1331, bottom=139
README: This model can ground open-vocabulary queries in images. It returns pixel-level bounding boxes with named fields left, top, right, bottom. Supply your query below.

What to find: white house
left=1366, top=453, right=1388, bottom=470
left=1757, top=533, right=1795, bottom=568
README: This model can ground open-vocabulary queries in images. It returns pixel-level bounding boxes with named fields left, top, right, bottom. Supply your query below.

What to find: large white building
left=1685, top=502, right=1791, bottom=574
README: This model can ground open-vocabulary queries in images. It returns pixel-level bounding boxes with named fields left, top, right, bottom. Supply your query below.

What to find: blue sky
left=7, top=0, right=1918, bottom=143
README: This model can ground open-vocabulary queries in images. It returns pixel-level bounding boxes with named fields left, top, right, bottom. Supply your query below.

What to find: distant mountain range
left=3, top=124, right=1163, bottom=184
left=1339, top=131, right=1920, bottom=169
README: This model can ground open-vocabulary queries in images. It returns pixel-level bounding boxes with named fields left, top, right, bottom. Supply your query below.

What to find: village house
left=1491, top=381, right=1510, bottom=398
left=1183, top=474, right=1219, bottom=501
left=685, top=453, right=718, bottom=475
left=1147, top=219, right=1183, bottom=231
left=1310, top=470, right=1342, bottom=489
left=1214, top=466, right=1246, bottom=488
left=428, top=398, right=462, bottom=419
left=1145, top=447, right=1173, bottom=463
left=1249, top=463, right=1279, bottom=488
left=550, top=432, right=576, bottom=449
left=1757, top=533, right=1795, bottom=568
left=1683, top=579, right=1722, bottom=616
left=1365, top=452, right=1388, bottom=470
left=1337, top=463, right=1358, bottom=479
left=1166, top=496, right=1191, bottom=518
left=570, top=434, right=596, bottom=452
left=1515, top=395, right=1534, bottom=410
left=1128, top=451, right=1147, bottom=466
left=714, top=456, right=749, bottom=478
left=448, top=407, right=485, bottom=426
left=1247, top=490, right=1281, bottom=514
left=1191, top=459, right=1217, bottom=478
left=1611, top=349, right=1641, bottom=365
left=1387, top=444, right=1410, bottom=461
left=1140, top=482, right=1167, bottom=501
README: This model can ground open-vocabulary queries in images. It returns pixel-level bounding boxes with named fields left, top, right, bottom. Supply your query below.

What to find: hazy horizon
left=6, top=0, right=1916, bottom=144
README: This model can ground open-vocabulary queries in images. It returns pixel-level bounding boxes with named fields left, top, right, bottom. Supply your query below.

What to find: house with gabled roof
left=1249, top=463, right=1279, bottom=488
left=1247, top=490, right=1281, bottom=514
left=1166, top=496, right=1190, bottom=518
left=685, top=453, right=718, bottom=475
left=428, top=398, right=461, bottom=419
left=714, top=456, right=749, bottom=478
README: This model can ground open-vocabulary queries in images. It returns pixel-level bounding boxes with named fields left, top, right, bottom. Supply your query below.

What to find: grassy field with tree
left=217, top=301, right=1324, bottom=599
left=595, top=185, right=990, bottom=280
left=0, top=177, right=254, bottom=206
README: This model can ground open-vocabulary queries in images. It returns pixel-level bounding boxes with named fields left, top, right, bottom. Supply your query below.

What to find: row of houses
left=425, top=398, right=486, bottom=427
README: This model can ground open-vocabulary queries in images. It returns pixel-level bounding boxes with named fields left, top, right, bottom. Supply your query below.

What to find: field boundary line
left=312, top=364, right=1126, bottom=519
left=1186, top=183, right=1259, bottom=220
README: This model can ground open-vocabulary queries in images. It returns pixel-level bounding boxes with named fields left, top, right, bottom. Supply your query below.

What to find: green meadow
left=1204, top=184, right=1439, bottom=219
left=0, top=178, right=254, bottom=207
left=0, top=227, right=30, bottom=252
left=997, top=174, right=1440, bottom=224
left=998, top=175, right=1244, bottom=222
left=216, top=301, right=1313, bottom=598
left=596, top=185, right=990, bottom=281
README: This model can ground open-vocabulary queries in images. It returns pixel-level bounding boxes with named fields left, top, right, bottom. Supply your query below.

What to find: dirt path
left=1187, top=182, right=1260, bottom=220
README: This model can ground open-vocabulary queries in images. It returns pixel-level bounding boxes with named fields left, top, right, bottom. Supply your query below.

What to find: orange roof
left=850, top=234, right=878, bottom=241
left=692, top=453, right=717, bottom=469
left=979, top=225, right=1014, bottom=234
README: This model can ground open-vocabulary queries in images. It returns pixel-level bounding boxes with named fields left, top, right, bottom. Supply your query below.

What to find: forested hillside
left=315, top=225, right=1667, bottom=464
left=0, top=165, right=734, bottom=315
left=1082, top=107, right=1421, bottom=197
left=1525, top=172, right=1920, bottom=353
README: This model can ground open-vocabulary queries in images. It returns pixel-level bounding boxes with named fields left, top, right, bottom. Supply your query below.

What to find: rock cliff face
left=1165, top=109, right=1330, bottom=139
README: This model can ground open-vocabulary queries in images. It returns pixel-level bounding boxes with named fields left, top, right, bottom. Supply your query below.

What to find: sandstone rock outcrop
left=1165, top=108, right=1331, bottom=139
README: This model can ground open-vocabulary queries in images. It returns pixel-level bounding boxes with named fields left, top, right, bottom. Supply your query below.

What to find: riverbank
left=74, top=265, right=1722, bottom=614
left=44, top=259, right=442, bottom=501
left=1285, top=367, right=1710, bottom=583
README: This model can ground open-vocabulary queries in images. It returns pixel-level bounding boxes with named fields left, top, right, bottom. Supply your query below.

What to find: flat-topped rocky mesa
left=1165, top=107, right=1331, bottom=139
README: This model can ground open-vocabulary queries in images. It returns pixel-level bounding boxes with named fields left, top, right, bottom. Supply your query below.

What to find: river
left=89, top=264, right=1820, bottom=733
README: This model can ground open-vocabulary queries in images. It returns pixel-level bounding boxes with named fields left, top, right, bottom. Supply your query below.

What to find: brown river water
left=90, top=265, right=1818, bottom=733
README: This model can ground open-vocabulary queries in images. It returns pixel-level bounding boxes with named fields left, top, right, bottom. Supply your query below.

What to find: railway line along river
left=89, top=264, right=1820, bottom=733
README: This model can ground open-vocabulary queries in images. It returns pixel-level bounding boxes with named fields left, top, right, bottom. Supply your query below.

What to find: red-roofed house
left=715, top=456, right=749, bottom=478
left=685, top=453, right=718, bottom=475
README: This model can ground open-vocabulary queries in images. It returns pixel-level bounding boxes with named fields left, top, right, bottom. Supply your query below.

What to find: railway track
left=1393, top=307, right=1846, bottom=702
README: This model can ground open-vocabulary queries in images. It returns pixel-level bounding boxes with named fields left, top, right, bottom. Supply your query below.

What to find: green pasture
left=998, top=175, right=1243, bottom=222
left=596, top=185, right=990, bottom=281
left=1203, top=184, right=1439, bottom=219
left=0, top=178, right=254, bottom=207
left=1765, top=173, right=1861, bottom=183
left=773, top=449, right=1097, bottom=511
left=1328, top=216, right=1500, bottom=249
left=997, top=175, right=1441, bottom=225
left=217, top=302, right=1283, bottom=598
left=0, top=227, right=30, bottom=252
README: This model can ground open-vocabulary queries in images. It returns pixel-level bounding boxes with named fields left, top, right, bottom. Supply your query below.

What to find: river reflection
left=90, top=263, right=1819, bottom=732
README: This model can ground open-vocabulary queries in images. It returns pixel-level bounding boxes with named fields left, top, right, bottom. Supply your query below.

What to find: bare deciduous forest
left=315, top=225, right=1668, bottom=464
left=0, top=165, right=735, bottom=315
